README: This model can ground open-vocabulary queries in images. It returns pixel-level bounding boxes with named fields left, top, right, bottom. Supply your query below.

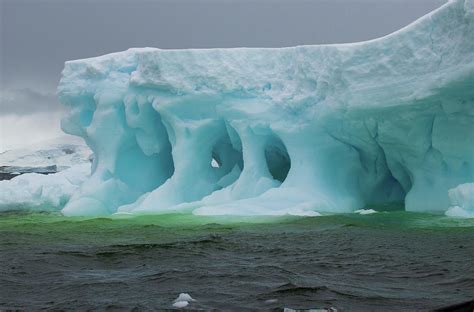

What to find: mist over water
left=1, top=209, right=473, bottom=311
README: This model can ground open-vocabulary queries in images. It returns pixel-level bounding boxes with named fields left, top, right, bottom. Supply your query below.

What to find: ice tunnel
left=58, top=0, right=474, bottom=216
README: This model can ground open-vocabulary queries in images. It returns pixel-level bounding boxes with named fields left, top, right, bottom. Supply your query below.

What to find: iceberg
left=0, top=135, right=91, bottom=169
left=0, top=164, right=90, bottom=212
left=0, top=137, right=91, bottom=212
left=57, top=0, right=474, bottom=216
left=445, top=183, right=474, bottom=218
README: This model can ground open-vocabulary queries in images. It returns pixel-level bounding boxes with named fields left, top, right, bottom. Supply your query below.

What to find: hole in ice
left=211, top=157, right=220, bottom=168
left=210, top=136, right=243, bottom=172
left=209, top=124, right=244, bottom=187
left=264, top=135, right=290, bottom=183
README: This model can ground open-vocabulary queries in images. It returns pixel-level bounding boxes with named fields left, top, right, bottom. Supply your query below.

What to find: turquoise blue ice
left=51, top=0, right=474, bottom=216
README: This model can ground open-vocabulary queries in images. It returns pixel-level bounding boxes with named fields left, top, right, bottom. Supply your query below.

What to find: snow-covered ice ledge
left=58, top=0, right=474, bottom=216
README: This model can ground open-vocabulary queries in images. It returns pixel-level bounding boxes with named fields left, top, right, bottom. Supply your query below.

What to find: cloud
left=0, top=111, right=66, bottom=152
left=0, top=87, right=66, bottom=152
left=0, top=88, right=63, bottom=115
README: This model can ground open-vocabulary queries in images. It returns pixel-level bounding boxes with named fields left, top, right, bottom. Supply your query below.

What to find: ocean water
left=0, top=209, right=473, bottom=311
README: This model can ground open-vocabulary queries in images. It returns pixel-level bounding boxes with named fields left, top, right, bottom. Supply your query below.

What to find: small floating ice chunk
left=172, top=301, right=189, bottom=308
left=284, top=308, right=338, bottom=312
left=354, top=209, right=377, bottom=215
left=174, top=293, right=195, bottom=302
left=172, top=293, right=195, bottom=308
left=265, top=298, right=278, bottom=304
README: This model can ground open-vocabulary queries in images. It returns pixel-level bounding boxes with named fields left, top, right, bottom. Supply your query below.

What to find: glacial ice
left=354, top=209, right=377, bottom=215
left=445, top=183, right=474, bottom=218
left=172, top=301, right=188, bottom=309
left=57, top=0, right=474, bottom=216
left=0, top=135, right=90, bottom=168
left=172, top=293, right=195, bottom=308
left=0, top=164, right=90, bottom=212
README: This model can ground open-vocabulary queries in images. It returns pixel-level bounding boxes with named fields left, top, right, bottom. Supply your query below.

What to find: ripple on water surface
left=0, top=210, right=473, bottom=311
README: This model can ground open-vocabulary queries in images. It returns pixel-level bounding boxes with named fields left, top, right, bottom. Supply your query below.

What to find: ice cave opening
left=210, top=123, right=244, bottom=189
left=119, top=106, right=176, bottom=193
left=264, top=135, right=291, bottom=183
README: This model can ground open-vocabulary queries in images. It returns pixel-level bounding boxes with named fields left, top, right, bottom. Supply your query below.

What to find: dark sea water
left=0, top=209, right=473, bottom=311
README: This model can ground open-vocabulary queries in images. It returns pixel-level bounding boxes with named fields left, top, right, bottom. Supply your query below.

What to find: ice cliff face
left=58, top=0, right=474, bottom=216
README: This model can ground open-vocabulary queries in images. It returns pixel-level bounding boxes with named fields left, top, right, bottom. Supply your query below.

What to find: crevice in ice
left=264, top=135, right=291, bottom=183
left=422, top=116, right=443, bottom=164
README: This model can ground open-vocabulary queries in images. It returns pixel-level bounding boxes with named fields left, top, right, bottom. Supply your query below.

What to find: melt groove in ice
left=58, top=0, right=474, bottom=216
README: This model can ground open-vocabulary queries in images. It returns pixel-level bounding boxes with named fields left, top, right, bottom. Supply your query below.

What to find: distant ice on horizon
left=0, top=135, right=91, bottom=168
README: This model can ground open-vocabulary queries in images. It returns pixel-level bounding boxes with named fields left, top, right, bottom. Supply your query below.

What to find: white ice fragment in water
left=172, top=293, right=195, bottom=308
left=354, top=209, right=377, bottom=215
left=265, top=299, right=278, bottom=304
left=172, top=301, right=189, bottom=308
left=174, top=293, right=195, bottom=302
left=284, top=308, right=338, bottom=312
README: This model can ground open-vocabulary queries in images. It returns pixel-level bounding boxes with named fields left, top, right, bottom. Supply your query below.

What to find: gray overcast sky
left=0, top=0, right=446, bottom=151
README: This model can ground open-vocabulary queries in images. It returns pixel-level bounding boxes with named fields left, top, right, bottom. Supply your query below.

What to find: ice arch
left=59, top=0, right=474, bottom=216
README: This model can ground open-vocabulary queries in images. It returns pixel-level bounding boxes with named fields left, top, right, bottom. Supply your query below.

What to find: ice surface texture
left=58, top=0, right=474, bottom=216
left=0, top=136, right=91, bottom=168
left=446, top=183, right=474, bottom=217
left=0, top=164, right=90, bottom=212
